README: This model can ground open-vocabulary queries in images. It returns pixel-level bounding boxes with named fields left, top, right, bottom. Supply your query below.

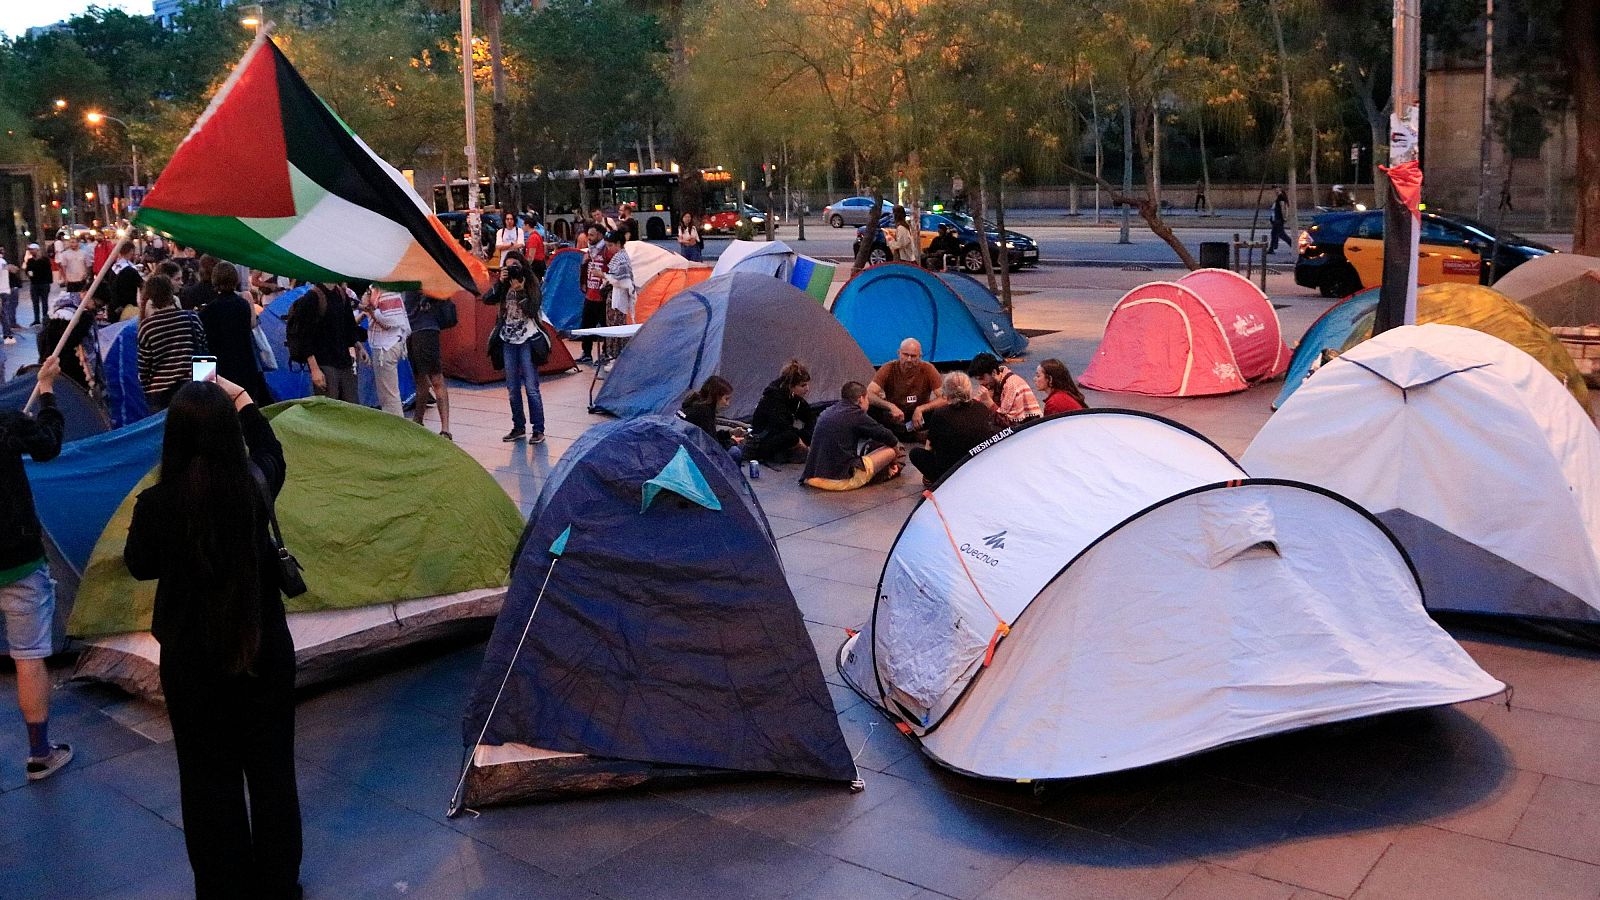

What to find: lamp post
left=239, top=4, right=263, bottom=34
left=85, top=112, right=139, bottom=196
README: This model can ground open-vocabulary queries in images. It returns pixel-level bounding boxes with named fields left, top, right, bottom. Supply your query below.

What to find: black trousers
left=908, top=446, right=948, bottom=483
left=29, top=282, right=49, bottom=325
left=580, top=299, right=607, bottom=357
left=161, top=628, right=301, bottom=900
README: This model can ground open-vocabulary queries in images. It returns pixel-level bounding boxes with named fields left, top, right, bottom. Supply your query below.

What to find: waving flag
left=135, top=36, right=488, bottom=298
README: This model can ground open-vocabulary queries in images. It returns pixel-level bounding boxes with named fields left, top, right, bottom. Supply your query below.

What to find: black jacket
left=680, top=396, right=733, bottom=449
left=0, top=395, right=63, bottom=571
left=125, top=405, right=287, bottom=662
left=110, top=263, right=143, bottom=319
left=751, top=379, right=817, bottom=442
left=923, top=400, right=998, bottom=477
left=287, top=286, right=360, bottom=368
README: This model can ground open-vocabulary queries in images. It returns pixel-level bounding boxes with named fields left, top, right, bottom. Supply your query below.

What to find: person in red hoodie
left=1035, top=358, right=1088, bottom=415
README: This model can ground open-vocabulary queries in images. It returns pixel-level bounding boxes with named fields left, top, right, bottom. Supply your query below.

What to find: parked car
left=823, top=196, right=885, bottom=228
left=701, top=203, right=770, bottom=235
left=853, top=211, right=1040, bottom=272
left=1294, top=209, right=1555, bottom=298
left=435, top=211, right=503, bottom=255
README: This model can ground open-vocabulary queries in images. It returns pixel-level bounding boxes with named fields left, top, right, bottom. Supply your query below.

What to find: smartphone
left=191, top=355, right=218, bottom=383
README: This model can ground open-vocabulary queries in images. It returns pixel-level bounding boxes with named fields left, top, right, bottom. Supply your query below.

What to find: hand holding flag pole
left=22, top=234, right=129, bottom=415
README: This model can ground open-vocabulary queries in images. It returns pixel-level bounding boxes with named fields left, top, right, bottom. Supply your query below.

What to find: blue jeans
left=503, top=339, right=545, bottom=434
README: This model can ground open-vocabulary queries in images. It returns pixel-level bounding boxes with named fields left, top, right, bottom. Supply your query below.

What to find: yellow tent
left=1413, top=283, right=1589, bottom=407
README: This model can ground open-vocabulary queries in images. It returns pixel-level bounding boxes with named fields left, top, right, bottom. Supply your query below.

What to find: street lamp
left=239, top=4, right=263, bottom=32
left=85, top=111, right=139, bottom=190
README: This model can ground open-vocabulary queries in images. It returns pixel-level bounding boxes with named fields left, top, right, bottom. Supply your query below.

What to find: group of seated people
left=678, top=337, right=1088, bottom=492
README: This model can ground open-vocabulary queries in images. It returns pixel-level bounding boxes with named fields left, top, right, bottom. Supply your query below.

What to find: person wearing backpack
left=286, top=284, right=360, bottom=402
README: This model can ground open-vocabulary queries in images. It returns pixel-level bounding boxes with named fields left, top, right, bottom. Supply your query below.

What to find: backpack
left=285, top=287, right=326, bottom=364
left=434, top=296, right=459, bottom=329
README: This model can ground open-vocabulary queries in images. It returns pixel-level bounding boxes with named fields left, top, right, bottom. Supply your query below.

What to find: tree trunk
left=976, top=171, right=998, bottom=293
left=1090, top=74, right=1103, bottom=224
left=1269, top=2, right=1299, bottom=236
left=1309, top=105, right=1321, bottom=210
left=996, top=175, right=1013, bottom=313
left=852, top=188, right=884, bottom=275
left=1133, top=98, right=1199, bottom=270
left=1566, top=0, right=1600, bottom=254
left=1151, top=105, right=1161, bottom=209
left=1119, top=93, right=1133, bottom=244
left=481, top=0, right=513, bottom=213
left=1198, top=113, right=1213, bottom=216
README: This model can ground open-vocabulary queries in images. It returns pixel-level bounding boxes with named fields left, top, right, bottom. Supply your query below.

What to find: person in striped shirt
left=137, top=275, right=209, bottom=410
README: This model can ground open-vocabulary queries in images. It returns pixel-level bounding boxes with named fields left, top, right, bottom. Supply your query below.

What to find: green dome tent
left=61, top=398, right=525, bottom=699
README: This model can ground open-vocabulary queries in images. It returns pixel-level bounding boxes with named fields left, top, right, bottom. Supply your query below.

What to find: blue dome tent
left=454, top=416, right=857, bottom=808
left=831, top=262, right=1027, bottom=365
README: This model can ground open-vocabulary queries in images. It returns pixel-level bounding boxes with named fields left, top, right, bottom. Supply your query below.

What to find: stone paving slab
left=4, top=274, right=1600, bottom=899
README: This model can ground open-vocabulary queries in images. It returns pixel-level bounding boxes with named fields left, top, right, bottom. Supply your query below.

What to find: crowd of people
left=1, top=204, right=1089, bottom=899
left=678, top=337, right=1087, bottom=491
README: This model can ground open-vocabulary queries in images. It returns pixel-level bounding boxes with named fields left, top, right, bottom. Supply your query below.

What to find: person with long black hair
left=124, top=376, right=301, bottom=900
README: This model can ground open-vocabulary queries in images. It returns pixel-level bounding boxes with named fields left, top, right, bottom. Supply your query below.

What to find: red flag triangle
left=142, top=39, right=295, bottom=219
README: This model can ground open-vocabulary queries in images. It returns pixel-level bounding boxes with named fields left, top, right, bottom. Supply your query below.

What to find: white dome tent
left=839, top=410, right=1503, bottom=780
left=1244, top=323, right=1600, bottom=632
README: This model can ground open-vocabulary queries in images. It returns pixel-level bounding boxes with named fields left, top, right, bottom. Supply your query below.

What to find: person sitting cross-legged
left=908, top=371, right=999, bottom=487
left=801, top=381, right=903, bottom=491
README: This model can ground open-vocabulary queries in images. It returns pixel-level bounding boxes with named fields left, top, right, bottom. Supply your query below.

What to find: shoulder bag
left=250, top=465, right=307, bottom=598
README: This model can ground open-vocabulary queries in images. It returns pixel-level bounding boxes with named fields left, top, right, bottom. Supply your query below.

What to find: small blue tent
left=455, top=415, right=856, bottom=807
left=1273, top=289, right=1380, bottom=409
left=592, top=273, right=872, bottom=420
left=97, top=319, right=151, bottom=428
left=542, top=248, right=588, bottom=333
left=831, top=262, right=1028, bottom=365
left=259, top=286, right=416, bottom=408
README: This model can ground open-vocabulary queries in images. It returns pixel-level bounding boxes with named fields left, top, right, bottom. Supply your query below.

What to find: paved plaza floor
left=5, top=268, right=1600, bottom=899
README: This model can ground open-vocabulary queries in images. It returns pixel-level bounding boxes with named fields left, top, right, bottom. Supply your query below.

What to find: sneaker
left=502, top=428, right=525, bottom=442
left=439, top=431, right=453, bottom=441
left=26, top=743, right=73, bottom=782
left=576, top=354, right=593, bottom=365
left=529, top=431, right=546, bottom=444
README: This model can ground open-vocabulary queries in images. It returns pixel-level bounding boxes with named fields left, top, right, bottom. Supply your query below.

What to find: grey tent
left=592, top=273, right=873, bottom=420
left=453, top=416, right=857, bottom=809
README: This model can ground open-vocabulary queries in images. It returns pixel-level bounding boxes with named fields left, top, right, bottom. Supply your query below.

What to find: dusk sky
left=0, top=1, right=152, bottom=40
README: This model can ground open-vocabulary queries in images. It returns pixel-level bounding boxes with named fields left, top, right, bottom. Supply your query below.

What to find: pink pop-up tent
left=1081, top=270, right=1290, bottom=397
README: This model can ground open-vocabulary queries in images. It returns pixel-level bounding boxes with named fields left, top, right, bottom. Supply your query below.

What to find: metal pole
left=1477, top=0, right=1494, bottom=221
left=1376, top=0, right=1422, bottom=334
left=460, top=0, right=482, bottom=259
left=1119, top=92, right=1132, bottom=244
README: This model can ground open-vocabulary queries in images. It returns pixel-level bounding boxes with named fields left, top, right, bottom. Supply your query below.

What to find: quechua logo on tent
left=982, top=530, right=1007, bottom=550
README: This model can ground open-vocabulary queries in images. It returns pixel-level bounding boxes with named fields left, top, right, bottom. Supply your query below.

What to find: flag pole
left=459, top=0, right=483, bottom=260
left=22, top=234, right=130, bottom=414
left=1375, top=0, right=1422, bottom=334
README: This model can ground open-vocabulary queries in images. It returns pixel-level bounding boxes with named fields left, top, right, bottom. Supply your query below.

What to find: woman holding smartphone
left=124, top=376, right=301, bottom=900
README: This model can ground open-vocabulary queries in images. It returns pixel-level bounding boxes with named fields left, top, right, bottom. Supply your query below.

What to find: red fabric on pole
left=1380, top=159, right=1424, bottom=220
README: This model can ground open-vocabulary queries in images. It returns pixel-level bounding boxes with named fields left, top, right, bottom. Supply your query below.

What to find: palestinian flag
left=1374, top=159, right=1423, bottom=334
left=135, top=36, right=487, bottom=298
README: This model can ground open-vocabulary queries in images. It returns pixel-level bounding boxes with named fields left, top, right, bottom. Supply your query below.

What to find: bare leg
left=431, top=374, right=451, bottom=434
left=865, top=445, right=901, bottom=482
left=15, top=658, right=50, bottom=725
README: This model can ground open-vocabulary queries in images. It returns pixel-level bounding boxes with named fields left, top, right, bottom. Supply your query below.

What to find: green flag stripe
left=136, top=206, right=348, bottom=285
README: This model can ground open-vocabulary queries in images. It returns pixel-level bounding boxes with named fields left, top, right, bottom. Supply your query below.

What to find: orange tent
left=634, top=266, right=714, bottom=323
